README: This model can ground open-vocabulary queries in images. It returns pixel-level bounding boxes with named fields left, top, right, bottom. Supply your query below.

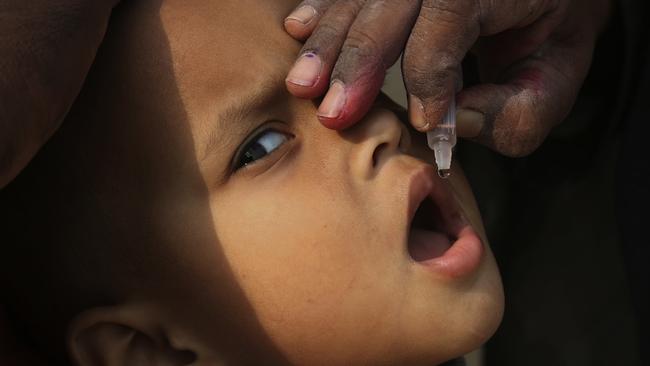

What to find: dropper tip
left=437, top=169, right=451, bottom=179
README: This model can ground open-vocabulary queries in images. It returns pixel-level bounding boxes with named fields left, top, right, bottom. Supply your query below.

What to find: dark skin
left=283, top=0, right=612, bottom=157
left=0, top=0, right=119, bottom=189
left=1, top=1, right=119, bottom=362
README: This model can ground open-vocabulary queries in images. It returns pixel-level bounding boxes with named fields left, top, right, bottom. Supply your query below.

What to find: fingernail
left=284, top=5, right=317, bottom=25
left=408, top=94, right=429, bottom=130
left=318, top=80, right=347, bottom=119
left=456, top=109, right=485, bottom=138
left=286, top=53, right=322, bottom=87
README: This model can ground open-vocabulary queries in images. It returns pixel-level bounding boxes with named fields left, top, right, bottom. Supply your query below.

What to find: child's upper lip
left=406, top=164, right=438, bottom=228
left=405, top=164, right=461, bottom=235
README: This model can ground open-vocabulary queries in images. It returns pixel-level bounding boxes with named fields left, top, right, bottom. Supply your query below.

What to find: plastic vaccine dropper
left=427, top=95, right=456, bottom=179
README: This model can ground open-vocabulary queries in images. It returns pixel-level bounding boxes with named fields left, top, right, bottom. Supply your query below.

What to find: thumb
left=456, top=38, right=593, bottom=157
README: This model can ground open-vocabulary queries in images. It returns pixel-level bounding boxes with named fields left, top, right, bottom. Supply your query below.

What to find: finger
left=402, top=0, right=479, bottom=131
left=285, top=0, right=364, bottom=100
left=283, top=0, right=338, bottom=41
left=402, top=0, right=561, bottom=132
left=316, top=1, right=422, bottom=129
left=456, top=36, right=595, bottom=157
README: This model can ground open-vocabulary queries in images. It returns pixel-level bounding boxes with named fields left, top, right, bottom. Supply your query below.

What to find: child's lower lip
left=412, top=226, right=484, bottom=279
left=406, top=165, right=484, bottom=279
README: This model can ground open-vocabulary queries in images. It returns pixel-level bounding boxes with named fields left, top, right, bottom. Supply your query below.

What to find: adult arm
left=0, top=0, right=119, bottom=188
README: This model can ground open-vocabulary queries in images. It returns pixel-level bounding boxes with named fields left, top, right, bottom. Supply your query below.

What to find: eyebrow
left=200, top=78, right=284, bottom=166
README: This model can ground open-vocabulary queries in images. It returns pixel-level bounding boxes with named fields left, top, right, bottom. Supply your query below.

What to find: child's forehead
left=159, top=0, right=300, bottom=66
left=115, top=0, right=300, bottom=92
left=156, top=0, right=301, bottom=115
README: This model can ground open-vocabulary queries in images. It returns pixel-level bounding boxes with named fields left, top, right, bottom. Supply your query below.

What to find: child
left=0, top=0, right=503, bottom=364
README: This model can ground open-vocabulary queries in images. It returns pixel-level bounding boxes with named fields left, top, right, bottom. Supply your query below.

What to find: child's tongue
left=408, top=229, right=452, bottom=261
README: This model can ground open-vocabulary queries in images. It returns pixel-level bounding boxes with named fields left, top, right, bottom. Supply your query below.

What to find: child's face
left=81, top=0, right=503, bottom=364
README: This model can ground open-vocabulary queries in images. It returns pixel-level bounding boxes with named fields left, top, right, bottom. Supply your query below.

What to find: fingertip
left=286, top=52, right=321, bottom=85
left=407, top=94, right=430, bottom=131
left=283, top=21, right=315, bottom=41
left=317, top=80, right=347, bottom=120
left=285, top=78, right=328, bottom=99
left=455, top=82, right=551, bottom=157
left=283, top=5, right=318, bottom=40
left=317, top=78, right=382, bottom=130
left=456, top=109, right=485, bottom=138
left=318, top=115, right=355, bottom=130
left=285, top=53, right=330, bottom=98
left=284, top=5, right=318, bottom=25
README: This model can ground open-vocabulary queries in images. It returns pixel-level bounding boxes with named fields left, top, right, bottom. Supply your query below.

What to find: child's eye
left=234, top=129, right=292, bottom=170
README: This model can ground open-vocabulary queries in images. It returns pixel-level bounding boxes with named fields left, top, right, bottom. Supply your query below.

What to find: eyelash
left=233, top=127, right=293, bottom=171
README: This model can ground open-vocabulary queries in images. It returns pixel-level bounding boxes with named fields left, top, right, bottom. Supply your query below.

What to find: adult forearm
left=0, top=0, right=118, bottom=188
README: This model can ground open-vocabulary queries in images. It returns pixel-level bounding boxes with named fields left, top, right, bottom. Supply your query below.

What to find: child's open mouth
left=408, top=195, right=452, bottom=261
left=405, top=165, right=484, bottom=278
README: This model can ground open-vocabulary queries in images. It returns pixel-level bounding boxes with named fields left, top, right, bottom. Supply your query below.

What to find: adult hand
left=0, top=0, right=119, bottom=188
left=283, top=0, right=611, bottom=157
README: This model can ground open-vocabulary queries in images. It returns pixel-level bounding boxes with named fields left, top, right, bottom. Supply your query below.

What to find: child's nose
left=343, top=107, right=408, bottom=180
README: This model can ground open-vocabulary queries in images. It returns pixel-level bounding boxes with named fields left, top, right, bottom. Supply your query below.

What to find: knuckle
left=404, top=67, right=442, bottom=95
left=403, top=53, right=458, bottom=98
left=302, top=0, right=339, bottom=12
left=368, top=0, right=420, bottom=14
left=302, top=0, right=326, bottom=6
left=420, top=0, right=469, bottom=22
left=302, top=21, right=341, bottom=54
left=341, top=28, right=384, bottom=63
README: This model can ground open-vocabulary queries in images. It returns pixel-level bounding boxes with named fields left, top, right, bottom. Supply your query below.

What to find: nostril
left=372, top=143, right=389, bottom=168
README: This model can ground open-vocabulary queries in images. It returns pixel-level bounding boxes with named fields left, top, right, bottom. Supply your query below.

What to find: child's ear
left=67, top=305, right=196, bottom=366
